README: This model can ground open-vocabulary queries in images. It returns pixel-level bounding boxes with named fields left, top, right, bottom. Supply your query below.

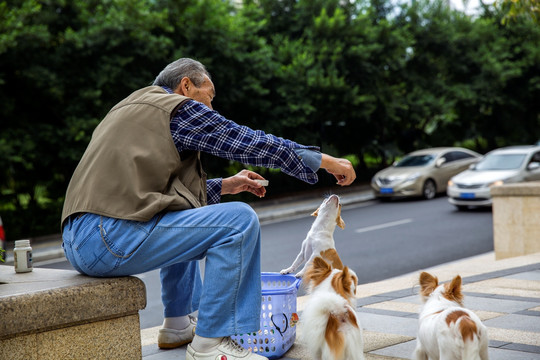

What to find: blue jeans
left=62, top=202, right=262, bottom=338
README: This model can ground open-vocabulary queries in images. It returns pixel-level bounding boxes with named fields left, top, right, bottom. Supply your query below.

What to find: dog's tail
left=302, top=292, right=363, bottom=360
left=325, top=312, right=346, bottom=359
left=446, top=310, right=488, bottom=360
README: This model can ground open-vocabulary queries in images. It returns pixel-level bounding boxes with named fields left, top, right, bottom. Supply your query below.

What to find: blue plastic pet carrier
left=232, top=272, right=301, bottom=359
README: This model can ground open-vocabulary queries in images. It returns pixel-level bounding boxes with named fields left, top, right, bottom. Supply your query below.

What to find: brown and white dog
left=280, top=194, right=345, bottom=278
left=301, top=256, right=364, bottom=360
left=413, top=272, right=489, bottom=360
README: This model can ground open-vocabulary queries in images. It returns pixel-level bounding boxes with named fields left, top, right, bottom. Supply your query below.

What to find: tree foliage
left=1, top=0, right=539, bottom=239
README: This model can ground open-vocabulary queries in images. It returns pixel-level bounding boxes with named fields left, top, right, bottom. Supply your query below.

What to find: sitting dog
left=413, top=272, right=489, bottom=360
left=301, top=256, right=364, bottom=360
left=280, top=194, right=345, bottom=277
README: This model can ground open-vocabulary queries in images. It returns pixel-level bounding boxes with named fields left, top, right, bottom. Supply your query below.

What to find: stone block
left=0, top=266, right=146, bottom=359
left=491, top=182, right=540, bottom=260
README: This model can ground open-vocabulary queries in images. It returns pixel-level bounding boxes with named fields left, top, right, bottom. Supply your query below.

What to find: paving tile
left=487, top=347, right=540, bottom=360
left=474, top=310, right=505, bottom=321
left=462, top=263, right=540, bottom=285
left=488, top=327, right=540, bottom=347
left=363, top=331, right=414, bottom=353
left=397, top=293, right=540, bottom=314
left=358, top=307, right=417, bottom=318
left=356, top=312, right=419, bottom=337
left=490, top=340, right=511, bottom=348
left=142, top=345, right=185, bottom=360
left=357, top=295, right=398, bottom=307
left=500, top=343, right=540, bottom=355
left=393, top=295, right=422, bottom=305
left=368, top=339, right=416, bottom=359
left=504, top=270, right=540, bottom=281
left=464, top=295, right=539, bottom=314
left=464, top=291, right=540, bottom=303
left=371, top=340, right=540, bottom=360
left=363, top=300, right=420, bottom=314
left=484, top=313, right=540, bottom=333
left=464, top=278, right=540, bottom=298
left=517, top=310, right=540, bottom=317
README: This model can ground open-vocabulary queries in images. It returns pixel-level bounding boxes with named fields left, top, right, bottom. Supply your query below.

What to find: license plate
left=460, top=192, right=475, bottom=199
left=380, top=188, right=394, bottom=194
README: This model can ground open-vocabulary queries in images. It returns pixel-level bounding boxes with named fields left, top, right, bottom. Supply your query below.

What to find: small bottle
left=14, top=239, right=33, bottom=273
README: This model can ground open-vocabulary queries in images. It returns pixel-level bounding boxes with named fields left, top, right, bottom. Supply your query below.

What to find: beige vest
left=61, top=86, right=207, bottom=227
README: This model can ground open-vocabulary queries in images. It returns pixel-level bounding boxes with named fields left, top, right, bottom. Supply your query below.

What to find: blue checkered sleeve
left=206, top=178, right=222, bottom=205
left=168, top=95, right=320, bottom=202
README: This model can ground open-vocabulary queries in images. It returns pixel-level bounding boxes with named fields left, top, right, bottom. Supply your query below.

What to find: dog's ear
left=336, top=204, right=345, bottom=229
left=419, top=272, right=438, bottom=297
left=311, top=206, right=320, bottom=217
left=444, top=275, right=464, bottom=305
left=332, top=266, right=356, bottom=298
left=305, top=256, right=332, bottom=287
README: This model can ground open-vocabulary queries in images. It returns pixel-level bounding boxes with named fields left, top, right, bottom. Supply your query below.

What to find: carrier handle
left=271, top=313, right=288, bottom=337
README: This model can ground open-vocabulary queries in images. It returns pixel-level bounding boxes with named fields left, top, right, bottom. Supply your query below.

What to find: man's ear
left=174, top=77, right=192, bottom=96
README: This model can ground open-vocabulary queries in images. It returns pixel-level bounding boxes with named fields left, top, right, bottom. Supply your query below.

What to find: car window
left=441, top=151, right=473, bottom=164
left=441, top=152, right=454, bottom=163
left=394, top=154, right=435, bottom=167
left=530, top=152, right=540, bottom=163
left=452, top=151, right=475, bottom=161
left=475, top=154, right=526, bottom=170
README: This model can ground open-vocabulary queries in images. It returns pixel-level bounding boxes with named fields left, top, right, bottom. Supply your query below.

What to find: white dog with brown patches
left=280, top=194, right=345, bottom=278
left=414, top=272, right=489, bottom=360
left=302, top=256, right=364, bottom=360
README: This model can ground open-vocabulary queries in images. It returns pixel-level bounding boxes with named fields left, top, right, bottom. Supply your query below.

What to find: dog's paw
left=280, top=268, right=292, bottom=275
left=294, top=271, right=305, bottom=278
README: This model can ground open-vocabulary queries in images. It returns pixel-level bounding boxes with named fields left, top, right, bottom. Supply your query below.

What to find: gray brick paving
left=140, top=260, right=540, bottom=359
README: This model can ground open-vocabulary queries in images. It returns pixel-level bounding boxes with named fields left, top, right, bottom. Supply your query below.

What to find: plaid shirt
left=164, top=87, right=320, bottom=204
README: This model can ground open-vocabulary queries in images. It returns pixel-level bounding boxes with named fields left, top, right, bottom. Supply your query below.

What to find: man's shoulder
left=113, top=86, right=189, bottom=111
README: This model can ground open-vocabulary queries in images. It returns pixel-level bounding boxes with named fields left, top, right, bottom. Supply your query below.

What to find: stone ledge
left=491, top=182, right=540, bottom=260
left=0, top=266, right=146, bottom=340
left=491, top=181, right=540, bottom=197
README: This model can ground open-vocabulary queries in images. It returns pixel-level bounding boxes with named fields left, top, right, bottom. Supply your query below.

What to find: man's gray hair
left=153, top=58, right=211, bottom=90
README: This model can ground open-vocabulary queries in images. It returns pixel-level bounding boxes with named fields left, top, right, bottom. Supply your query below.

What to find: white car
left=371, top=147, right=481, bottom=200
left=447, top=146, right=540, bottom=210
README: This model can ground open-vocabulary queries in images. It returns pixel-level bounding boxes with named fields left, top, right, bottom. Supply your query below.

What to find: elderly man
left=61, top=58, right=355, bottom=360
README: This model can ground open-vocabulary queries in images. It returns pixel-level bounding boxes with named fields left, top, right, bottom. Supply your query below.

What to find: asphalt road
left=264, top=196, right=493, bottom=284
left=37, top=195, right=493, bottom=329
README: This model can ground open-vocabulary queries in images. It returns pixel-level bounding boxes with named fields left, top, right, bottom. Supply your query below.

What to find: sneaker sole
left=158, top=339, right=192, bottom=349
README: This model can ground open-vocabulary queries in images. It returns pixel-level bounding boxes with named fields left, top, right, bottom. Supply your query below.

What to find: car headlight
left=405, top=173, right=421, bottom=182
left=448, top=180, right=454, bottom=187
left=489, top=180, right=504, bottom=187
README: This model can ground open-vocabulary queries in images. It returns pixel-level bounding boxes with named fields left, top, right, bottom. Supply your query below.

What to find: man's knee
left=228, top=202, right=259, bottom=225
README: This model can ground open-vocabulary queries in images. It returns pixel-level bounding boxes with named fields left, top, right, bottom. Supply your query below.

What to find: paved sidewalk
left=141, top=251, right=540, bottom=360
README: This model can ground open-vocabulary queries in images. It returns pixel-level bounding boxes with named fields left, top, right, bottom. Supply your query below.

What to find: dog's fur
left=413, top=272, right=489, bottom=360
left=280, top=194, right=345, bottom=277
left=301, top=256, right=364, bottom=360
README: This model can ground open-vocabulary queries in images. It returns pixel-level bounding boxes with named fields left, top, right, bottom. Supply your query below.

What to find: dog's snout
left=328, top=194, right=340, bottom=204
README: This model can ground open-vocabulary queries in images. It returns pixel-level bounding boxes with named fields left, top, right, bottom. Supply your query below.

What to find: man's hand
left=221, top=169, right=267, bottom=198
left=320, top=154, right=356, bottom=186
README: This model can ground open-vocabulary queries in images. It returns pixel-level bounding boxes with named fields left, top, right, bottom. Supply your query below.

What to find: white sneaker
left=186, top=337, right=269, bottom=360
left=158, top=315, right=197, bottom=349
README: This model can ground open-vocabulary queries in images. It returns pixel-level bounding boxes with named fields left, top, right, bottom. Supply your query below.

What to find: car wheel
left=422, top=179, right=436, bottom=200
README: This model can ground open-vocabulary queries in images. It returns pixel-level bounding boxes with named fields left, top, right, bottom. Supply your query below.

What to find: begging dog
left=413, top=272, right=489, bottom=360
left=280, top=194, right=345, bottom=278
left=301, top=256, right=364, bottom=360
